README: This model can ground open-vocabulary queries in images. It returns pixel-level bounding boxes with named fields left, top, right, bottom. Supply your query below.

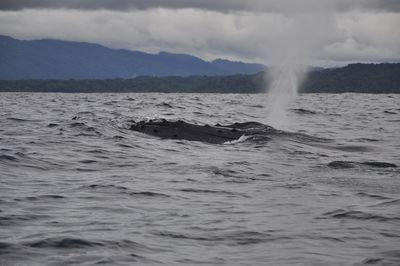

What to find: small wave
left=291, top=108, right=318, bottom=115
left=157, top=102, right=173, bottom=108
left=328, top=161, right=397, bottom=169
left=179, top=188, right=250, bottom=198
left=387, top=119, right=400, bottom=122
left=362, top=161, right=397, bottom=168
left=356, top=192, right=391, bottom=200
left=281, top=182, right=310, bottom=189
left=79, top=159, right=98, bottom=164
left=47, top=123, right=59, bottom=127
left=177, top=258, right=226, bottom=264
left=117, top=143, right=135, bottom=148
left=380, top=232, right=400, bottom=238
left=210, top=167, right=256, bottom=183
left=329, top=145, right=374, bottom=152
left=247, top=104, right=264, bottom=108
left=0, top=214, right=50, bottom=226
left=380, top=250, right=400, bottom=262
left=371, top=199, right=400, bottom=207
left=155, top=230, right=289, bottom=245
left=104, top=100, right=118, bottom=105
left=84, top=184, right=170, bottom=198
left=85, top=184, right=128, bottom=191
left=327, top=161, right=358, bottom=169
left=86, top=149, right=107, bottom=154
left=69, top=122, right=86, bottom=127
left=180, top=188, right=231, bottom=194
left=319, top=209, right=399, bottom=222
left=227, top=100, right=241, bottom=105
left=212, top=168, right=241, bottom=177
left=28, top=237, right=103, bottom=248
left=0, top=241, right=12, bottom=250
left=25, top=237, right=153, bottom=251
left=20, top=195, right=66, bottom=201
left=6, top=117, right=39, bottom=122
left=0, top=154, right=18, bottom=161
left=384, top=110, right=397, bottom=114
left=355, top=252, right=400, bottom=266
left=155, top=231, right=214, bottom=241
left=355, top=257, right=384, bottom=265
left=68, top=121, right=103, bottom=136
left=76, top=111, right=96, bottom=117
left=74, top=167, right=98, bottom=172
left=354, top=138, right=380, bottom=142
left=192, top=111, right=204, bottom=115
left=0, top=241, right=18, bottom=256
left=128, top=191, right=170, bottom=198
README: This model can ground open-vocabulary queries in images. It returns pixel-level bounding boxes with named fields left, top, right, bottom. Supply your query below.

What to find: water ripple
left=1, top=93, right=399, bottom=265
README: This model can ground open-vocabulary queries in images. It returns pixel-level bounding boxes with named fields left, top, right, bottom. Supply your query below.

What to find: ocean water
left=0, top=92, right=399, bottom=266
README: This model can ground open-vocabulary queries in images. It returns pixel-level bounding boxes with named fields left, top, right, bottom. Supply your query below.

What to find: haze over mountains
left=0, top=35, right=265, bottom=80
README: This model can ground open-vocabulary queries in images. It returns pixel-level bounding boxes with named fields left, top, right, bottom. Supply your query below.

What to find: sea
left=1, top=93, right=399, bottom=266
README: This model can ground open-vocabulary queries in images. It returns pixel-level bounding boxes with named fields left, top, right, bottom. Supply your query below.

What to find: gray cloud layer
left=1, top=8, right=398, bottom=66
left=1, top=0, right=400, bottom=12
left=0, top=1, right=399, bottom=66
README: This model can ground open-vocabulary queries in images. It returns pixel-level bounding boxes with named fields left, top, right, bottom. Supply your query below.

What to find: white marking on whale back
left=223, top=135, right=250, bottom=145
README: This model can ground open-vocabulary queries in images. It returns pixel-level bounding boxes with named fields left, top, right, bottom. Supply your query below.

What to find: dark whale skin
left=129, top=119, right=274, bottom=144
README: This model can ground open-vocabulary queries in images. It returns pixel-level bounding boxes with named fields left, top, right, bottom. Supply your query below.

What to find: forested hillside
left=0, top=63, right=399, bottom=93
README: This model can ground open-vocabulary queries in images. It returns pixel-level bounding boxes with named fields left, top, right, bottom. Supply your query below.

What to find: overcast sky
left=0, top=0, right=399, bottom=66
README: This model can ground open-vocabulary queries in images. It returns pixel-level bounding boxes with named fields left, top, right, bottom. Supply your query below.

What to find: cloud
left=0, top=1, right=399, bottom=66
left=323, top=11, right=400, bottom=62
left=0, top=0, right=399, bottom=12
left=0, top=8, right=398, bottom=66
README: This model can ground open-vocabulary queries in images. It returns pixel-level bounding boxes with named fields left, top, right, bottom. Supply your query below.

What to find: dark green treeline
left=0, top=63, right=399, bottom=93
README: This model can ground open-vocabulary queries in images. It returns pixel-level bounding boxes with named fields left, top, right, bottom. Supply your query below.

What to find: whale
left=129, top=119, right=276, bottom=144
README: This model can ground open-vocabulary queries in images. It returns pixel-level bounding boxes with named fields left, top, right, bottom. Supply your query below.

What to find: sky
left=0, top=0, right=399, bottom=66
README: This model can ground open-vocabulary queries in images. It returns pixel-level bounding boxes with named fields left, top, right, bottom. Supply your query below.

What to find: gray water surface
left=1, top=93, right=399, bottom=265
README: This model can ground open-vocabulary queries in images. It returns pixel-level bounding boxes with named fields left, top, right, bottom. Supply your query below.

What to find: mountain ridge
left=0, top=35, right=265, bottom=79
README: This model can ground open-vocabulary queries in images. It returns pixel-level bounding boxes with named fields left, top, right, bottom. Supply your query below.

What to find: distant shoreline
left=1, top=63, right=399, bottom=93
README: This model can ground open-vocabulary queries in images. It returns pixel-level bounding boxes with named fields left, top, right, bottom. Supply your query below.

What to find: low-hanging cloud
left=0, top=8, right=398, bottom=66
left=0, top=1, right=399, bottom=66
left=0, top=0, right=399, bottom=12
